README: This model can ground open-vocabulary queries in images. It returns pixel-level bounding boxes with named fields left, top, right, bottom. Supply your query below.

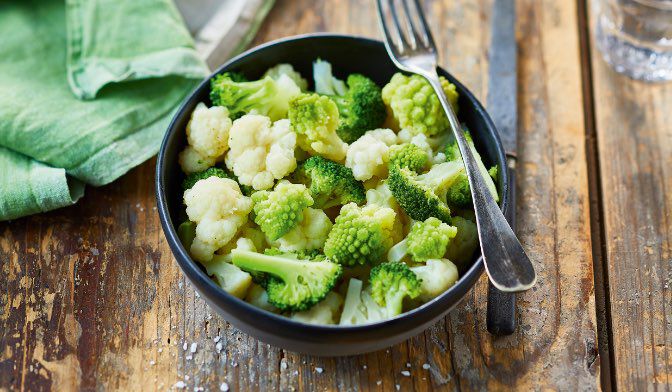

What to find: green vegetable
left=182, top=166, right=252, bottom=195
left=382, top=72, right=459, bottom=136
left=203, top=254, right=253, bottom=299
left=387, top=143, right=429, bottom=172
left=369, top=262, right=422, bottom=316
left=231, top=249, right=342, bottom=311
left=288, top=93, right=347, bottom=161
left=387, top=161, right=466, bottom=223
left=209, top=73, right=300, bottom=120
left=388, top=217, right=457, bottom=262
left=252, top=182, right=314, bottom=241
left=177, top=221, right=197, bottom=249
left=294, top=156, right=366, bottom=208
left=444, top=216, right=479, bottom=264
left=443, top=132, right=499, bottom=204
left=323, top=203, right=396, bottom=266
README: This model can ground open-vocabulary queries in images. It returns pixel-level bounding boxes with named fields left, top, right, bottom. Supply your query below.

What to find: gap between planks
left=575, top=0, right=615, bottom=390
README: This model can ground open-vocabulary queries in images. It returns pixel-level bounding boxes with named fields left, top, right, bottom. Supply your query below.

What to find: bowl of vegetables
left=156, top=34, right=508, bottom=356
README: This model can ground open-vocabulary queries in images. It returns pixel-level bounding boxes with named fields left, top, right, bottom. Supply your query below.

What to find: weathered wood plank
left=0, top=0, right=599, bottom=390
left=588, top=13, right=672, bottom=390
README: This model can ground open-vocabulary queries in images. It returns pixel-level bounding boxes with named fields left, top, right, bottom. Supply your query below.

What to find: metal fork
left=376, top=0, right=536, bottom=292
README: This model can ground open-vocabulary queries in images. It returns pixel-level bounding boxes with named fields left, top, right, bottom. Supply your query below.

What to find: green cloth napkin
left=0, top=0, right=210, bottom=221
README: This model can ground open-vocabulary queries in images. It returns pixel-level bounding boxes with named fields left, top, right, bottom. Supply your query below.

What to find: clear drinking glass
left=594, top=0, right=672, bottom=82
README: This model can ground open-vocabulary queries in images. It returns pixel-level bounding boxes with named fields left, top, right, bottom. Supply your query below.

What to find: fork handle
left=424, top=72, right=535, bottom=292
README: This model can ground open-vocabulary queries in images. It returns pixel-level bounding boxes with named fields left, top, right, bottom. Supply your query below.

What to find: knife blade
left=486, top=0, right=518, bottom=336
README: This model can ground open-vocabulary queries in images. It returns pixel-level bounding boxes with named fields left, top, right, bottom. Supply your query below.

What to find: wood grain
left=0, top=0, right=599, bottom=390
left=588, top=15, right=672, bottom=390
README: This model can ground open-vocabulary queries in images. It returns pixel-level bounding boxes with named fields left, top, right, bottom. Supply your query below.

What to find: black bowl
left=156, top=33, right=509, bottom=356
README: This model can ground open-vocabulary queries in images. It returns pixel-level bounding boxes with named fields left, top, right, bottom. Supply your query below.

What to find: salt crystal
left=396, top=384, right=400, bottom=390
left=158, top=348, right=163, bottom=353
left=280, top=359, right=288, bottom=370
left=214, top=336, right=221, bottom=343
left=149, top=360, right=155, bottom=366
left=190, top=343, right=198, bottom=353
left=220, top=383, right=229, bottom=392
left=216, top=342, right=223, bottom=352
left=406, top=362, right=411, bottom=368
left=315, top=367, right=323, bottom=374
left=185, top=376, right=190, bottom=381
left=401, top=371, right=411, bottom=377
left=362, top=365, right=367, bottom=369
left=186, top=355, right=192, bottom=360
left=422, top=363, right=430, bottom=370
left=174, top=381, right=186, bottom=389
left=376, top=380, right=382, bottom=385
left=183, top=342, right=188, bottom=351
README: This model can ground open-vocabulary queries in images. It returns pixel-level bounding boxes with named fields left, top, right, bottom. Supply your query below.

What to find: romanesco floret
left=388, top=143, right=429, bottom=172
left=184, top=177, right=253, bottom=262
left=323, top=203, right=396, bottom=266
left=251, top=181, right=314, bottom=241
left=369, top=262, right=422, bottom=316
left=231, top=249, right=342, bottom=311
left=288, top=93, right=347, bottom=161
left=178, top=103, right=232, bottom=173
left=294, top=156, right=366, bottom=208
left=225, top=114, right=297, bottom=190
left=263, top=63, right=308, bottom=91
left=313, top=61, right=386, bottom=142
left=291, top=292, right=343, bottom=325
left=388, top=160, right=465, bottom=224
left=209, top=72, right=301, bottom=120
left=345, top=128, right=397, bottom=181
left=388, top=217, right=457, bottom=262
left=443, top=132, right=499, bottom=203
left=274, top=208, right=333, bottom=252
left=382, top=73, right=459, bottom=136
left=444, top=216, right=479, bottom=264
left=410, top=259, right=459, bottom=301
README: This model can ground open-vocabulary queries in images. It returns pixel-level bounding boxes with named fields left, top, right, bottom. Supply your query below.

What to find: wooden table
left=1, top=0, right=670, bottom=390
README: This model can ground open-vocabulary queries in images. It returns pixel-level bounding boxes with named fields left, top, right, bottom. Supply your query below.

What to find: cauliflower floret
left=184, top=177, right=253, bottom=262
left=410, top=259, right=459, bottom=302
left=274, top=208, right=333, bottom=252
left=398, top=128, right=433, bottom=157
left=179, top=146, right=215, bottom=174
left=179, top=103, right=232, bottom=173
left=291, top=292, right=343, bottom=325
left=345, top=128, right=398, bottom=181
left=225, top=114, right=297, bottom=190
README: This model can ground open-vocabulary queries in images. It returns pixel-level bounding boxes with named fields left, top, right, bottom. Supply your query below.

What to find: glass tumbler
left=594, top=0, right=672, bottom=82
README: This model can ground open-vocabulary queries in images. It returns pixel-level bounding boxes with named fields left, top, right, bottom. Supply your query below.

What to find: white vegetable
left=345, top=128, right=398, bottom=181
left=184, top=177, right=253, bottom=262
left=313, top=59, right=347, bottom=95
left=204, top=254, right=253, bottom=299
left=339, top=279, right=387, bottom=325
left=225, top=114, right=297, bottom=190
left=264, top=64, right=308, bottom=91
left=179, top=103, right=232, bottom=173
left=274, top=208, right=332, bottom=252
left=410, top=259, right=459, bottom=301
left=291, top=292, right=343, bottom=325
left=245, top=284, right=278, bottom=312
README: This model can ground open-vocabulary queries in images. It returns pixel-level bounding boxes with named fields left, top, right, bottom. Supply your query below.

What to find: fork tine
left=409, top=0, right=436, bottom=51
left=387, top=0, right=412, bottom=52
left=376, top=0, right=402, bottom=53
left=400, top=0, right=424, bottom=47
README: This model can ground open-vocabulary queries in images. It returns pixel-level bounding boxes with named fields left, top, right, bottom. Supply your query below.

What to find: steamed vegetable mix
left=176, top=61, right=498, bottom=325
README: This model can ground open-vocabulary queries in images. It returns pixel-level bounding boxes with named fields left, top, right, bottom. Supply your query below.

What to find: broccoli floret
left=443, top=132, right=499, bottom=203
left=231, top=249, right=342, bottom=311
left=323, top=203, right=396, bottom=266
left=444, top=216, right=479, bottom=265
left=388, top=217, right=457, bottom=262
left=263, top=63, right=308, bottom=91
left=288, top=93, right=348, bottom=161
left=410, top=259, right=459, bottom=302
left=369, top=262, right=422, bottom=316
left=209, top=73, right=300, bottom=121
left=387, top=161, right=466, bottom=223
left=382, top=73, right=459, bottom=136
left=251, top=181, right=314, bottom=241
left=182, top=167, right=231, bottom=190
left=177, top=221, right=197, bottom=249
left=388, top=143, right=429, bottom=172
left=330, top=76, right=387, bottom=143
left=293, top=156, right=366, bottom=208
left=339, top=278, right=387, bottom=325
